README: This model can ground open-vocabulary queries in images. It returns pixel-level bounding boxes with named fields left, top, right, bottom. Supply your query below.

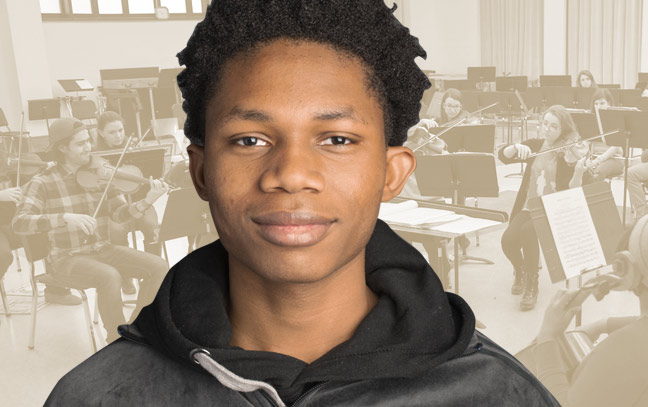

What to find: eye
left=234, top=136, right=269, bottom=147
left=320, top=135, right=353, bottom=146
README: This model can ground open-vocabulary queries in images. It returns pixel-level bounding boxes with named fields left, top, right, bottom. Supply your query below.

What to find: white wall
left=641, top=0, right=648, bottom=72
left=404, top=0, right=481, bottom=74
left=543, top=0, right=567, bottom=74
left=0, top=0, right=53, bottom=130
left=42, top=19, right=198, bottom=97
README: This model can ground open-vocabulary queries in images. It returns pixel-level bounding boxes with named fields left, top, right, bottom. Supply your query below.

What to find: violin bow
left=527, top=129, right=620, bottom=159
left=91, top=135, right=134, bottom=220
left=16, top=112, right=25, bottom=186
left=412, top=102, right=499, bottom=153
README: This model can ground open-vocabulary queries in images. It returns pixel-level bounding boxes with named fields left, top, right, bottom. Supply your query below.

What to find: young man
left=12, top=117, right=169, bottom=343
left=45, top=1, right=558, bottom=405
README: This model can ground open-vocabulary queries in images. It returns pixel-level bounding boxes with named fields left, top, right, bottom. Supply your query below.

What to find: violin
left=3, top=152, right=49, bottom=177
left=413, top=102, right=499, bottom=153
left=528, top=130, right=620, bottom=175
left=76, top=155, right=152, bottom=195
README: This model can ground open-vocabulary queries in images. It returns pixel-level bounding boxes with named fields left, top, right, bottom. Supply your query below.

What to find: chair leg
left=76, top=290, right=98, bottom=353
left=162, top=242, right=170, bottom=266
left=93, top=294, right=99, bottom=325
left=0, top=279, right=10, bottom=317
left=28, top=267, right=39, bottom=350
left=12, top=249, right=21, bottom=272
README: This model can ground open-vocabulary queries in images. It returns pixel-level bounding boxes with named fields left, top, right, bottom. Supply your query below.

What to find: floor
left=0, top=124, right=641, bottom=406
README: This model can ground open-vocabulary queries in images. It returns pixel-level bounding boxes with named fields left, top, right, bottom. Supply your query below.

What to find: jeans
left=627, top=162, right=648, bottom=218
left=50, top=244, right=168, bottom=341
left=501, top=210, right=539, bottom=277
left=109, top=206, right=160, bottom=251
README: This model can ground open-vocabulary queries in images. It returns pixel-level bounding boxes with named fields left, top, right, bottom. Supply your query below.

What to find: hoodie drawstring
left=191, top=349, right=286, bottom=407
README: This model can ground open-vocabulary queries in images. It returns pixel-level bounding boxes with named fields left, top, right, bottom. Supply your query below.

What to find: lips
left=251, top=211, right=335, bottom=247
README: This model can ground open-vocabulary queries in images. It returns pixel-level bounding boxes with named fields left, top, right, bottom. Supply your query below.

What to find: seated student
left=499, top=105, right=592, bottom=311
left=95, top=111, right=162, bottom=294
left=437, top=88, right=477, bottom=126
left=528, top=215, right=648, bottom=406
left=0, top=186, right=21, bottom=295
left=12, top=118, right=169, bottom=343
left=45, top=2, right=557, bottom=406
left=627, top=150, right=648, bottom=220
left=576, top=70, right=597, bottom=88
left=588, top=88, right=624, bottom=181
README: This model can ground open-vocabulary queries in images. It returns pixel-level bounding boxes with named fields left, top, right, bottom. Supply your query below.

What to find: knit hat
left=48, top=118, right=87, bottom=151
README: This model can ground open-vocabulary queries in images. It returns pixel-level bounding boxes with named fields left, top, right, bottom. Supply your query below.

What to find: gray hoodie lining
left=193, top=350, right=287, bottom=407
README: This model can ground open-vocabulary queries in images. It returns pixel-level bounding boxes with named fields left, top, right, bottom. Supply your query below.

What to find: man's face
left=99, top=120, right=125, bottom=147
left=188, top=39, right=413, bottom=284
left=60, top=130, right=92, bottom=167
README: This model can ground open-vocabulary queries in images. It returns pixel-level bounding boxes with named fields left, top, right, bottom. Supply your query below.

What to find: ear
left=186, top=144, right=209, bottom=202
left=381, top=146, right=416, bottom=202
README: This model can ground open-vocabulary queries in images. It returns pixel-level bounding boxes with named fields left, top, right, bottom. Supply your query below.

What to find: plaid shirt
left=12, top=163, right=151, bottom=262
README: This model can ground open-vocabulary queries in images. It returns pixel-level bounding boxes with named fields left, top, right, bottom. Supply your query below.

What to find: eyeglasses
left=444, top=103, right=462, bottom=110
left=540, top=121, right=560, bottom=132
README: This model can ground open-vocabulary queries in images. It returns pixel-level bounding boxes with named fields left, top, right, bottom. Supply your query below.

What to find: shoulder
left=415, top=332, right=558, bottom=406
left=44, top=340, right=236, bottom=406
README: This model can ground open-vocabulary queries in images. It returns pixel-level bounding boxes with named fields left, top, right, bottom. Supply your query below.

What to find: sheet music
left=430, top=217, right=500, bottom=234
left=378, top=200, right=418, bottom=218
left=75, top=79, right=94, bottom=90
left=541, top=188, right=606, bottom=279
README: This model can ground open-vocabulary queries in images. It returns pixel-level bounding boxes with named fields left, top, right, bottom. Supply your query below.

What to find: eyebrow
left=222, top=105, right=367, bottom=125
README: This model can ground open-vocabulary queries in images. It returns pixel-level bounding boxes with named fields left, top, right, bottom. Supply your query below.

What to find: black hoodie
left=45, top=220, right=558, bottom=406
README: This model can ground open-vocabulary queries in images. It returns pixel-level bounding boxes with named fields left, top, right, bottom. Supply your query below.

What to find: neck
left=61, top=159, right=82, bottom=173
left=228, top=253, right=378, bottom=363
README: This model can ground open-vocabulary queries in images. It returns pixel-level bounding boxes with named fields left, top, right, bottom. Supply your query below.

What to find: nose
left=259, top=141, right=325, bottom=194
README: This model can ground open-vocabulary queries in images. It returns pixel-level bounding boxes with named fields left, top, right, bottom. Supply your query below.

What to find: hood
left=125, top=219, right=475, bottom=400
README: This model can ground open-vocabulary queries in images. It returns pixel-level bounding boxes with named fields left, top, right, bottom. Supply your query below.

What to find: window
left=40, top=0, right=209, bottom=20
left=128, top=0, right=155, bottom=14
left=98, top=0, right=122, bottom=14
left=191, top=0, right=202, bottom=13
left=161, top=0, right=186, bottom=14
left=40, top=0, right=61, bottom=14
left=71, top=0, right=92, bottom=14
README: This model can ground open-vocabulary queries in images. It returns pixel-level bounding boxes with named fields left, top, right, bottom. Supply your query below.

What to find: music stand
left=574, top=88, right=596, bottom=109
left=443, top=79, right=471, bottom=91
left=461, top=91, right=481, bottom=113
left=467, top=66, right=496, bottom=91
left=416, top=153, right=499, bottom=264
left=57, top=79, right=94, bottom=92
left=158, top=188, right=215, bottom=262
left=540, top=75, right=572, bottom=87
left=27, top=99, right=60, bottom=132
left=570, top=112, right=600, bottom=142
left=528, top=181, right=623, bottom=284
left=542, top=86, right=575, bottom=108
left=433, top=124, right=495, bottom=153
left=525, top=88, right=544, bottom=111
left=597, top=108, right=648, bottom=224
left=495, top=76, right=528, bottom=92
left=616, top=89, right=643, bottom=109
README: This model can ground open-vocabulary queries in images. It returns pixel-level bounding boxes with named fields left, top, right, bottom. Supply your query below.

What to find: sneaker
left=44, top=292, right=82, bottom=306
left=121, top=278, right=137, bottom=296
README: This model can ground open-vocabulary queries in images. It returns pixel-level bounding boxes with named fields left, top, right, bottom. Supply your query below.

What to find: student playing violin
left=12, top=118, right=169, bottom=343
left=438, top=88, right=478, bottom=126
left=95, top=111, right=163, bottom=295
left=588, top=89, right=624, bottom=181
left=499, top=105, right=593, bottom=311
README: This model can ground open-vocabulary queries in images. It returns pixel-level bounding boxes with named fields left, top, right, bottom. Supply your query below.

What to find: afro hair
left=177, top=0, right=430, bottom=147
